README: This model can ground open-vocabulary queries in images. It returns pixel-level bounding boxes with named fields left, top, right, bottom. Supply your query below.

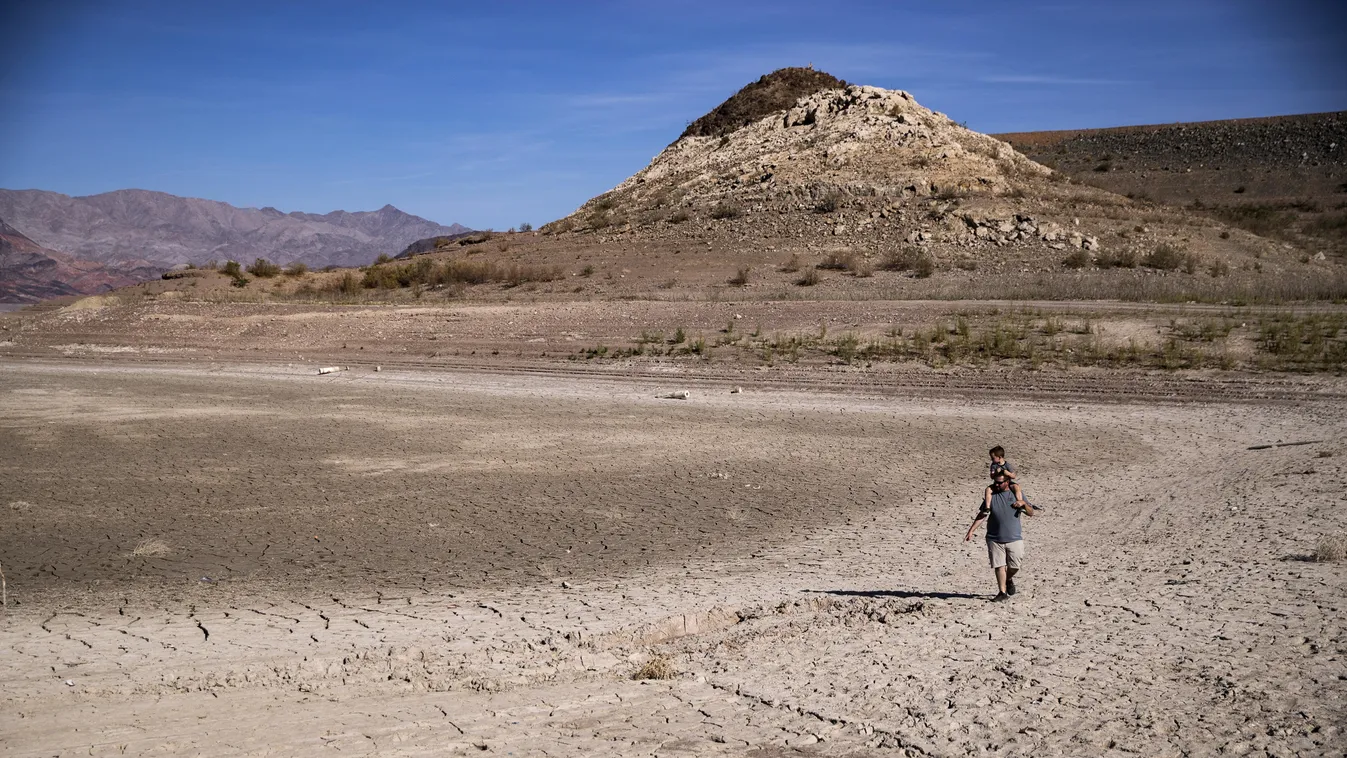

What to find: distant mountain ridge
left=0, top=189, right=471, bottom=271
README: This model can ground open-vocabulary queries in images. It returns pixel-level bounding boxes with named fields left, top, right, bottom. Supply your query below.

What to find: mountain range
left=0, top=189, right=469, bottom=301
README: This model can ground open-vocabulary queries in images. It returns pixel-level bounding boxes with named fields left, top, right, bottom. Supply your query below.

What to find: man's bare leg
left=1006, top=566, right=1018, bottom=595
left=994, top=566, right=1007, bottom=593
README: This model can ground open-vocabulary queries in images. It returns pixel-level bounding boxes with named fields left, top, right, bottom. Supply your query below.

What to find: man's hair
left=989, top=445, right=1005, bottom=458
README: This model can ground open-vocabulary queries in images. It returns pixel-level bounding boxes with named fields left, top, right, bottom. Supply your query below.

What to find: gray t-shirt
left=990, top=460, right=1017, bottom=481
left=986, top=487, right=1024, bottom=543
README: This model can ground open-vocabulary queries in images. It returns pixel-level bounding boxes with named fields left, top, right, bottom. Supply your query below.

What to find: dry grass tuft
left=1314, top=536, right=1346, bottom=562
left=632, top=653, right=678, bottom=680
left=131, top=539, right=172, bottom=557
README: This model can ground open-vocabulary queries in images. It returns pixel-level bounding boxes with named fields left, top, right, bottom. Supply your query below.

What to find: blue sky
left=2, top=1, right=1343, bottom=230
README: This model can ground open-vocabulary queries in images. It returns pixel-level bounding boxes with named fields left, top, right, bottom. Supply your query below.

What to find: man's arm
left=964, top=507, right=989, bottom=541
left=1015, top=502, right=1035, bottom=517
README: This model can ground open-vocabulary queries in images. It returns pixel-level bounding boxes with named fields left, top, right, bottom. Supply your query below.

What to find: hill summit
left=679, top=66, right=847, bottom=140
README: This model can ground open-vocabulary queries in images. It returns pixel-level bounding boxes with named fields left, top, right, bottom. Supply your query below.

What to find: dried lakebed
left=1, top=360, right=1344, bottom=756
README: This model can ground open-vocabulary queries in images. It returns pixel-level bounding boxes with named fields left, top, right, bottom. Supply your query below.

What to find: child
left=984, top=445, right=1027, bottom=510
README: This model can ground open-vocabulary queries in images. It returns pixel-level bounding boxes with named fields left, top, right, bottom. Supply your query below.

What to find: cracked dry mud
left=1, top=361, right=1344, bottom=756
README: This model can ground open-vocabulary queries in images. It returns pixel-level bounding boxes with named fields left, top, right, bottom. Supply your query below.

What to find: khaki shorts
left=987, top=539, right=1024, bottom=569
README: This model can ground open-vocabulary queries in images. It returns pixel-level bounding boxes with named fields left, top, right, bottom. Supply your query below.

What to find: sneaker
left=991, top=592, right=1010, bottom=602
left=1006, top=579, right=1017, bottom=596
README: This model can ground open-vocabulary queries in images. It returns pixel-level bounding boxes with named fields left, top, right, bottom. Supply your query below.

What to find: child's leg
left=1012, top=482, right=1025, bottom=504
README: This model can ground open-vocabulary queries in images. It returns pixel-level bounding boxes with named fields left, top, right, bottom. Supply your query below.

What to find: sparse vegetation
left=729, top=266, right=751, bottom=286
left=710, top=201, right=742, bottom=220
left=131, top=539, right=171, bottom=557
left=880, top=246, right=935, bottom=278
left=1062, top=250, right=1092, bottom=269
left=817, top=252, right=852, bottom=270
left=779, top=253, right=802, bottom=273
left=1314, top=535, right=1346, bottom=562
left=1141, top=244, right=1186, bottom=271
left=569, top=310, right=1346, bottom=373
left=796, top=268, right=820, bottom=286
left=358, top=258, right=563, bottom=291
left=246, top=258, right=282, bottom=278
left=1097, top=249, right=1138, bottom=269
left=815, top=191, right=842, bottom=214
left=632, top=654, right=678, bottom=680
left=283, top=261, right=308, bottom=277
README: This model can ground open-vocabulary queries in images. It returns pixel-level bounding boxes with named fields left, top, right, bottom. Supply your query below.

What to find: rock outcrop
left=0, top=217, right=160, bottom=303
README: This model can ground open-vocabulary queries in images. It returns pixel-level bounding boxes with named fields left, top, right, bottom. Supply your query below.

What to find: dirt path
left=1, top=360, right=1344, bottom=756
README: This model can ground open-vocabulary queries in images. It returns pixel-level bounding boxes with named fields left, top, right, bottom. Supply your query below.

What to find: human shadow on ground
left=811, top=589, right=984, bottom=601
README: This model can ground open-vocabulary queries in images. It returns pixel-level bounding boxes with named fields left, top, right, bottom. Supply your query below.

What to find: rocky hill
left=0, top=217, right=161, bottom=303
left=997, top=113, right=1347, bottom=255
left=344, top=68, right=1316, bottom=304
left=544, top=72, right=1065, bottom=254
left=996, top=112, right=1347, bottom=204
left=0, top=189, right=471, bottom=270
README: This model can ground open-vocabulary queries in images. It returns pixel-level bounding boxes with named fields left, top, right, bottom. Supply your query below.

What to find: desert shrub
left=221, top=260, right=242, bottom=277
left=881, top=246, right=934, bottom=277
left=779, top=253, right=802, bottom=272
left=710, top=201, right=742, bottom=220
left=362, top=266, right=399, bottom=289
left=796, top=268, right=820, bottom=286
left=375, top=253, right=392, bottom=265
left=814, top=191, right=841, bottom=214
left=354, top=258, right=562, bottom=291
left=1062, top=250, right=1092, bottom=269
left=1213, top=204, right=1294, bottom=237
left=729, top=266, right=751, bottom=286
left=1208, top=260, right=1230, bottom=277
left=131, top=539, right=171, bottom=557
left=851, top=259, right=874, bottom=277
left=914, top=254, right=935, bottom=278
left=283, top=261, right=308, bottom=276
left=585, top=211, right=612, bottom=230
left=817, top=252, right=853, bottom=270
left=581, top=265, right=595, bottom=277
left=1315, top=535, right=1346, bottom=562
left=1305, top=213, right=1347, bottom=240
left=1142, top=244, right=1185, bottom=270
left=1097, top=249, right=1138, bottom=269
left=333, top=271, right=359, bottom=295
left=246, top=258, right=282, bottom=278
left=519, top=221, right=533, bottom=232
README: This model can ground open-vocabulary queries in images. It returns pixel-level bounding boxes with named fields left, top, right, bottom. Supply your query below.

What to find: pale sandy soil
left=1, top=360, right=1344, bottom=757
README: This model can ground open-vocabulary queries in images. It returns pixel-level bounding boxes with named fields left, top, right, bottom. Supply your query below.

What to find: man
left=964, top=473, right=1035, bottom=601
